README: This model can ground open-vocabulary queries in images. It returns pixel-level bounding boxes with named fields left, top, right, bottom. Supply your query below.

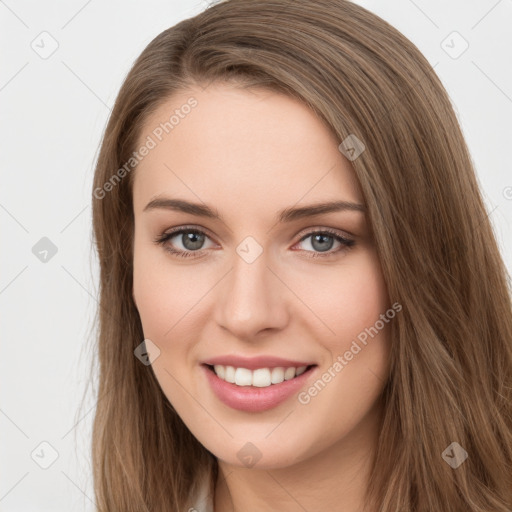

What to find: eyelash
left=153, top=225, right=355, bottom=260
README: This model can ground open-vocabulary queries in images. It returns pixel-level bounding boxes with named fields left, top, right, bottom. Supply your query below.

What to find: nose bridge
left=214, top=242, right=288, bottom=337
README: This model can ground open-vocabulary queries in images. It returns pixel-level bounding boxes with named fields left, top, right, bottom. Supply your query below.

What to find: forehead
left=132, top=84, right=363, bottom=217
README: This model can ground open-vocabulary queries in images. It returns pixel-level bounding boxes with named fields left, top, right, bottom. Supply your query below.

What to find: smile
left=202, top=363, right=318, bottom=412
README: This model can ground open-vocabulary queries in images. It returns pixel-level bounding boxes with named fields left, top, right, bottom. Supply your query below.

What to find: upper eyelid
left=298, top=227, right=354, bottom=240
left=162, top=224, right=354, bottom=240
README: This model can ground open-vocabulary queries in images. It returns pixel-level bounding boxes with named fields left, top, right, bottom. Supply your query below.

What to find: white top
left=189, top=471, right=214, bottom=512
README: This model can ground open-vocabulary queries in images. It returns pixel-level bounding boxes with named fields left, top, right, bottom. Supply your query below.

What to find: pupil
left=183, top=232, right=204, bottom=250
left=312, top=234, right=333, bottom=252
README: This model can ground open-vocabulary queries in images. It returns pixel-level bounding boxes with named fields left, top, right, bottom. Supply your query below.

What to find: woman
left=90, top=0, right=512, bottom=510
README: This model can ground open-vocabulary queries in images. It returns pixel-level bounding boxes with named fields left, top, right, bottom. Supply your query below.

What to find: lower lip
left=201, top=364, right=317, bottom=412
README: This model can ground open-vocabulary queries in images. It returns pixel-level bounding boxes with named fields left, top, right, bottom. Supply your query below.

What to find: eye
left=154, top=226, right=355, bottom=259
left=294, top=228, right=355, bottom=258
left=154, top=226, right=215, bottom=258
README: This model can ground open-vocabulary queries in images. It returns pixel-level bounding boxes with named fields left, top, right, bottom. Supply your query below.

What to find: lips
left=200, top=355, right=318, bottom=412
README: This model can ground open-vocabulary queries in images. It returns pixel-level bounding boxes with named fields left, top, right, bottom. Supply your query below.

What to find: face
left=132, top=83, right=392, bottom=470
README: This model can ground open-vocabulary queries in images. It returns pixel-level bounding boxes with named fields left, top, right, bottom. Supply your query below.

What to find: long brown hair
left=89, top=0, right=512, bottom=510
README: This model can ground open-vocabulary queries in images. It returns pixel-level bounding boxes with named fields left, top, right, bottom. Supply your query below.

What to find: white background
left=1, top=0, right=511, bottom=510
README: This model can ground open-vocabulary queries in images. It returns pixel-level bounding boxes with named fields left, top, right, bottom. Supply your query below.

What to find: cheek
left=132, top=248, right=200, bottom=404
left=295, top=250, right=389, bottom=343
left=289, top=254, right=391, bottom=452
left=132, top=242, right=217, bottom=371
left=133, top=236, right=179, bottom=342
left=133, top=238, right=194, bottom=334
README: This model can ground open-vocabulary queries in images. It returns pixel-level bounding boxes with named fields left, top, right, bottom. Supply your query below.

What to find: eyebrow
left=143, top=197, right=366, bottom=222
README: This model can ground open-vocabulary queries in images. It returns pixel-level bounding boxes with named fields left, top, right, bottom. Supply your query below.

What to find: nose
left=214, top=248, right=290, bottom=340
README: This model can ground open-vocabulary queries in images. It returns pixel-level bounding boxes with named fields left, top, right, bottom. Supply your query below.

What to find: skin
left=132, top=83, right=392, bottom=512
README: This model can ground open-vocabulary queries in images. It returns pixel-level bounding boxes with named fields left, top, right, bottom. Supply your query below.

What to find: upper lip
left=201, top=355, right=316, bottom=370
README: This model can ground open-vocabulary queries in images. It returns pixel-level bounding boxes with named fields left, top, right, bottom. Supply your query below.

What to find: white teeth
left=211, top=364, right=311, bottom=387
left=284, top=367, right=296, bottom=380
left=234, top=367, right=252, bottom=386
left=296, top=365, right=307, bottom=376
left=270, top=367, right=285, bottom=384
left=252, top=368, right=272, bottom=387
left=224, top=365, right=236, bottom=383
left=214, top=364, right=225, bottom=380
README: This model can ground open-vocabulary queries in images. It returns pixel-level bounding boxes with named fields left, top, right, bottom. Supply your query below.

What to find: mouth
left=202, top=362, right=318, bottom=412
left=203, top=363, right=317, bottom=387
